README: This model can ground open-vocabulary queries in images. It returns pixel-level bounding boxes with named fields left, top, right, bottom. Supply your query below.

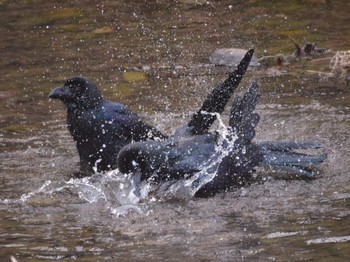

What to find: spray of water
left=1, top=171, right=145, bottom=216
left=3, top=113, right=236, bottom=213
left=154, top=112, right=238, bottom=199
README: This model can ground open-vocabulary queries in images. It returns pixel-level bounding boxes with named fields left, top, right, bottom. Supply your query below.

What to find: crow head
left=49, top=76, right=102, bottom=110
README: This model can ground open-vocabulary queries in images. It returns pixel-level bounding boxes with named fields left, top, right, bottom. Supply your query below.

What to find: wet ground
left=1, top=0, right=350, bottom=261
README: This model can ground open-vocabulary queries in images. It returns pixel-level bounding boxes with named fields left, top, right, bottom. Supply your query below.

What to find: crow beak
left=48, top=86, right=66, bottom=99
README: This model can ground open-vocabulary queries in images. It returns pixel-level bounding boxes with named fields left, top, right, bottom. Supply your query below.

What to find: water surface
left=1, top=1, right=350, bottom=261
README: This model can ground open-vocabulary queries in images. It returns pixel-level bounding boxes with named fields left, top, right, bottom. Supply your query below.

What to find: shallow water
left=1, top=1, right=350, bottom=261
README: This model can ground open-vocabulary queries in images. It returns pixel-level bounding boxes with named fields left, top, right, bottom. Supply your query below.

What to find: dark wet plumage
left=49, top=50, right=253, bottom=174
left=115, top=50, right=326, bottom=197
left=49, top=49, right=326, bottom=196
left=117, top=80, right=326, bottom=197
left=49, top=76, right=167, bottom=173
left=117, top=80, right=263, bottom=196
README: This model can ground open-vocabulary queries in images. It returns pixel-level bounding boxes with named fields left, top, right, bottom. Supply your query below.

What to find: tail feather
left=267, top=164, right=320, bottom=177
left=259, top=141, right=324, bottom=151
left=260, top=141, right=327, bottom=177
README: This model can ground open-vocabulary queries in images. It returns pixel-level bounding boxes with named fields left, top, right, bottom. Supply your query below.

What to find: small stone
left=142, top=65, right=152, bottom=71
left=209, top=48, right=259, bottom=67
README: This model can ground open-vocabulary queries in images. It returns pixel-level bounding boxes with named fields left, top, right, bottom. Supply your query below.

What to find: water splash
left=20, top=180, right=53, bottom=202
left=154, top=112, right=237, bottom=199
left=65, top=171, right=147, bottom=216
left=1, top=170, right=148, bottom=216
left=2, top=114, right=237, bottom=209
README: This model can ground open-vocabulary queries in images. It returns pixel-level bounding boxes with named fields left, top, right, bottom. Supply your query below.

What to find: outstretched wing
left=229, top=79, right=260, bottom=142
left=194, top=81, right=262, bottom=197
left=187, top=49, right=255, bottom=135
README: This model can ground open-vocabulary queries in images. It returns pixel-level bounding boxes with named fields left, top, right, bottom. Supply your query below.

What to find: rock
left=209, top=48, right=259, bottom=67
left=141, top=65, right=152, bottom=71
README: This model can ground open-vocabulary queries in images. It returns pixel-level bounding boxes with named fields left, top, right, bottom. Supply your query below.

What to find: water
left=1, top=0, right=350, bottom=261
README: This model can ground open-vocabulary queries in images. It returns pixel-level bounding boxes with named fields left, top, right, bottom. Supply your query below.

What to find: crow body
left=49, top=76, right=166, bottom=173
left=49, top=50, right=254, bottom=173
left=117, top=81, right=326, bottom=197
left=49, top=49, right=326, bottom=196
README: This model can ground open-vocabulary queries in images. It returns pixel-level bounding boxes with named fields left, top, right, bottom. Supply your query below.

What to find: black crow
left=49, top=77, right=167, bottom=173
left=48, top=49, right=255, bottom=174
left=117, top=81, right=327, bottom=197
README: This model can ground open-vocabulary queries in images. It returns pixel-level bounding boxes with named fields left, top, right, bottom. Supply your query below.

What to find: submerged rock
left=122, top=71, right=148, bottom=82
left=209, top=48, right=259, bottom=67
left=93, top=26, right=113, bottom=34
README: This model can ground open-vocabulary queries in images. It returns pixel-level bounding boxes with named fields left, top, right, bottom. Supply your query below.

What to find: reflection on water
left=1, top=0, right=350, bottom=261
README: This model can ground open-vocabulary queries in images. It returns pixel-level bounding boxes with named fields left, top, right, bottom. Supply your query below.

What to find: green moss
left=92, top=26, right=114, bottom=34
left=2, top=124, right=39, bottom=132
left=61, top=24, right=82, bottom=31
left=112, top=82, right=133, bottom=98
left=122, top=72, right=148, bottom=82
left=278, top=2, right=304, bottom=13
left=44, top=7, right=83, bottom=19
